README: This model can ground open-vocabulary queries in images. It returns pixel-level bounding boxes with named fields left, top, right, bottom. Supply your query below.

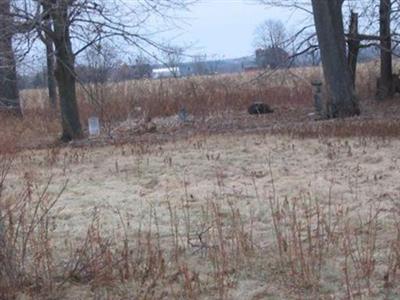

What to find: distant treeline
left=18, top=47, right=379, bottom=90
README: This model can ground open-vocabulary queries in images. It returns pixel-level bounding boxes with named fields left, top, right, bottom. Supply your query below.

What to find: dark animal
left=248, top=102, right=274, bottom=115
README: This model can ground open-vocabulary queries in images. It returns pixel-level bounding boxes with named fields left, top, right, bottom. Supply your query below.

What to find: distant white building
left=152, top=67, right=180, bottom=79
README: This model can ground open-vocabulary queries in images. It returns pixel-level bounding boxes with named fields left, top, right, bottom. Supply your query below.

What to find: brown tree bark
left=377, top=0, right=393, bottom=100
left=40, top=3, right=58, bottom=110
left=311, top=0, right=359, bottom=118
left=48, top=0, right=82, bottom=141
left=49, top=1, right=82, bottom=141
left=347, top=11, right=360, bottom=88
left=0, top=0, right=21, bottom=115
left=45, top=37, right=57, bottom=109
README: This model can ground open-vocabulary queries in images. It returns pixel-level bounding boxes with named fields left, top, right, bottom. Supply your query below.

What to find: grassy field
left=1, top=63, right=400, bottom=299
left=2, top=132, right=400, bottom=299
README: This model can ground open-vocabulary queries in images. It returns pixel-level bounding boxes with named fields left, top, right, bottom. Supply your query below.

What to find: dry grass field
left=2, top=132, right=400, bottom=299
left=1, top=63, right=400, bottom=299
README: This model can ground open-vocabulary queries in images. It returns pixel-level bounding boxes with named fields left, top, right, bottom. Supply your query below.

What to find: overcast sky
left=167, top=0, right=309, bottom=59
left=19, top=0, right=310, bottom=74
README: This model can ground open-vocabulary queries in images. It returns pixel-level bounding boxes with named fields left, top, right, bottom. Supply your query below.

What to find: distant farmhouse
left=255, top=47, right=289, bottom=69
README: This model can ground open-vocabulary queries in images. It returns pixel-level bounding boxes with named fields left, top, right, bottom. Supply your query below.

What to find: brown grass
left=1, top=133, right=400, bottom=299
left=1, top=62, right=400, bottom=299
left=10, top=61, right=394, bottom=149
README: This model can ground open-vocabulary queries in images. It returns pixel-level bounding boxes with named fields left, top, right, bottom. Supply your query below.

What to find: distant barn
left=255, top=47, right=289, bottom=69
left=152, top=67, right=180, bottom=79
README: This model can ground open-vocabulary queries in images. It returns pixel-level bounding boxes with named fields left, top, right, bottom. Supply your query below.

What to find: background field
left=1, top=62, right=400, bottom=299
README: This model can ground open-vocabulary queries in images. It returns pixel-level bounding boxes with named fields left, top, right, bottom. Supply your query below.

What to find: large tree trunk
left=311, top=0, right=359, bottom=118
left=0, top=0, right=21, bottom=115
left=50, top=2, right=82, bottom=141
left=377, top=0, right=393, bottom=100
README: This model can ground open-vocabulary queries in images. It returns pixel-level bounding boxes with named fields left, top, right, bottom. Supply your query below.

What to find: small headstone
left=178, top=107, right=189, bottom=122
left=88, top=116, right=100, bottom=136
left=311, top=80, right=324, bottom=119
left=310, top=80, right=334, bottom=119
left=248, top=102, right=273, bottom=115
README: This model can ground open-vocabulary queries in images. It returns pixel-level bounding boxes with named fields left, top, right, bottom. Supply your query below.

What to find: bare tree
left=132, top=54, right=152, bottom=79
left=163, top=45, right=185, bottom=77
left=192, top=54, right=209, bottom=76
left=377, top=0, right=393, bottom=100
left=12, top=0, right=194, bottom=141
left=342, top=0, right=395, bottom=99
left=258, top=1, right=361, bottom=117
left=37, top=1, right=57, bottom=109
left=253, top=19, right=291, bottom=69
left=347, top=11, right=360, bottom=87
left=45, top=0, right=82, bottom=141
left=0, top=0, right=20, bottom=115
left=311, top=0, right=359, bottom=117
left=253, top=19, right=288, bottom=49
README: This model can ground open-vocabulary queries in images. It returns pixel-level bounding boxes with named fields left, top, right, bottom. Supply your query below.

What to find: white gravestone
left=88, top=117, right=100, bottom=136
